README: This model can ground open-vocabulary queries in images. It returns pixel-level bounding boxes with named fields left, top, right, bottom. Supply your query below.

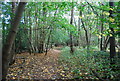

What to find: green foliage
left=59, top=46, right=120, bottom=79
left=51, top=29, right=69, bottom=44
left=2, top=1, right=120, bottom=80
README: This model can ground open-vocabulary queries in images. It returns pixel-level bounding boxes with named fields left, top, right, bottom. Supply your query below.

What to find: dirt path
left=30, top=49, right=61, bottom=79
left=7, top=48, right=71, bottom=79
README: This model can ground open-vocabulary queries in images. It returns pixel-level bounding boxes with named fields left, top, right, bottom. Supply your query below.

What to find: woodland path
left=7, top=47, right=73, bottom=80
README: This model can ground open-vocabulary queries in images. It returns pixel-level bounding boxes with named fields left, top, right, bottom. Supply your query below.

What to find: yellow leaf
left=61, top=71, right=65, bottom=73
left=110, top=34, right=113, bottom=36
left=22, top=76, right=25, bottom=78
left=28, top=73, right=30, bottom=75
left=94, top=18, right=97, bottom=19
left=61, top=74, right=65, bottom=77
left=78, top=9, right=81, bottom=11
left=96, top=34, right=99, bottom=36
left=110, top=8, right=113, bottom=11
left=86, top=14, right=90, bottom=16
left=98, top=35, right=101, bottom=38
left=60, top=73, right=63, bottom=75
left=43, top=69, right=48, bottom=72
left=99, top=33, right=102, bottom=35
left=105, top=23, right=109, bottom=25
left=103, top=11, right=110, bottom=16
left=109, top=29, right=111, bottom=32
left=103, top=34, right=106, bottom=36
left=85, top=72, right=88, bottom=75
left=79, top=73, right=83, bottom=75
left=109, top=17, right=115, bottom=22
left=60, top=73, right=65, bottom=76
left=12, top=77, right=16, bottom=79
left=91, top=12, right=95, bottom=16
left=79, top=16, right=82, bottom=19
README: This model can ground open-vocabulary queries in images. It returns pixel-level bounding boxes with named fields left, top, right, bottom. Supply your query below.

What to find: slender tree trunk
left=97, top=18, right=100, bottom=49
left=2, top=2, right=26, bottom=79
left=2, top=18, right=5, bottom=45
left=103, top=36, right=109, bottom=51
left=117, top=1, right=120, bottom=58
left=45, top=5, right=58, bottom=55
left=45, top=28, right=52, bottom=55
left=100, top=13, right=104, bottom=51
left=39, top=3, right=47, bottom=53
left=78, top=11, right=82, bottom=48
left=70, top=4, right=74, bottom=54
left=34, top=11, right=38, bottom=53
left=23, top=28, right=34, bottom=54
left=73, top=18, right=78, bottom=46
left=109, top=1, right=116, bottom=68
left=9, top=2, right=16, bottom=66
left=29, top=11, right=32, bottom=53
left=28, top=10, right=35, bottom=53
left=80, top=11, right=89, bottom=50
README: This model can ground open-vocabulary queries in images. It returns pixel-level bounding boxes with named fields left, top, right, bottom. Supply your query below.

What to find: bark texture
left=109, top=1, right=116, bottom=67
left=2, top=2, right=26, bottom=79
left=70, top=5, right=74, bottom=54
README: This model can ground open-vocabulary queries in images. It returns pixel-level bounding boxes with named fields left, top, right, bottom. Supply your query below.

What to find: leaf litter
left=7, top=48, right=74, bottom=80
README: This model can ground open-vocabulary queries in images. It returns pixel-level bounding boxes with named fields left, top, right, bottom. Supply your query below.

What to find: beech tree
left=2, top=2, right=26, bottom=79
left=109, top=1, right=116, bottom=67
left=69, top=3, right=74, bottom=53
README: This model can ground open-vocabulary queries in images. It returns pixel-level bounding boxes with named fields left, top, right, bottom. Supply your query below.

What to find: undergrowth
left=59, top=46, right=120, bottom=80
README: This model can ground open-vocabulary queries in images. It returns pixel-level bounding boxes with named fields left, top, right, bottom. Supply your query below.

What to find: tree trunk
left=109, top=1, right=116, bottom=68
left=45, top=28, right=52, bottom=55
left=2, top=2, right=26, bottom=79
left=38, top=2, right=47, bottom=53
left=2, top=18, right=5, bottom=45
left=29, top=11, right=33, bottom=53
left=45, top=5, right=58, bottom=55
left=100, top=13, right=104, bottom=51
left=80, top=11, right=89, bottom=50
left=78, top=11, right=82, bottom=48
left=117, top=1, right=120, bottom=58
left=9, top=2, right=16, bottom=66
left=103, top=36, right=109, bottom=51
left=70, top=4, right=74, bottom=54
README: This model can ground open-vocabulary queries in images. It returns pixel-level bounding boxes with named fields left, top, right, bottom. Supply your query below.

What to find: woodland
left=1, top=1, right=120, bottom=81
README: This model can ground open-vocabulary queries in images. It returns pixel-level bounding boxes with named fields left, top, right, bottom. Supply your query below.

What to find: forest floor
left=7, top=47, right=74, bottom=80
